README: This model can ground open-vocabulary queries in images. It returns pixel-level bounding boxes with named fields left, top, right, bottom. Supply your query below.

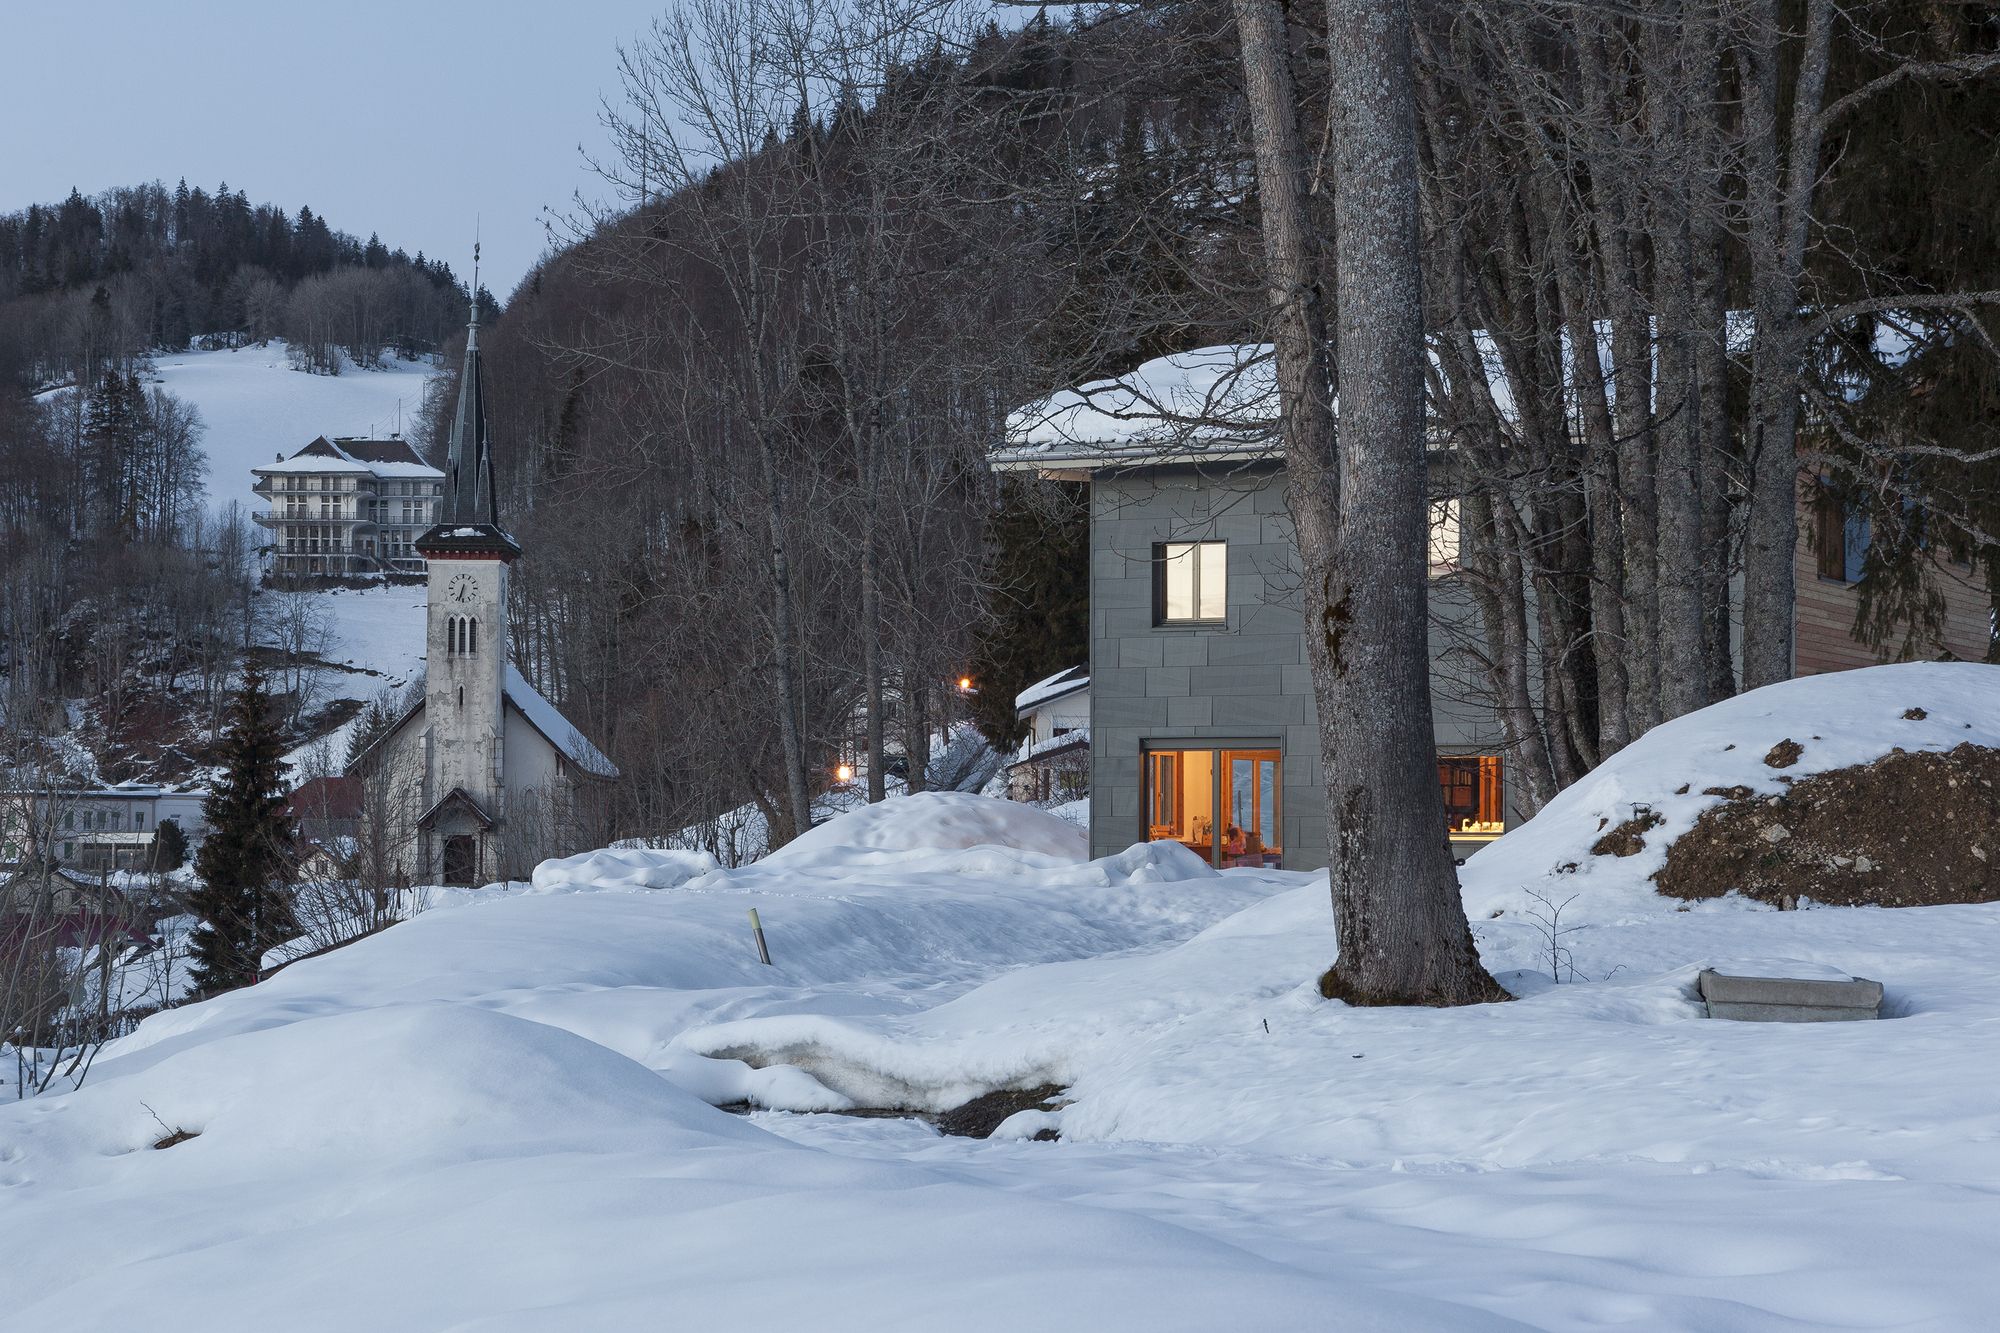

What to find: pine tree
left=344, top=686, right=403, bottom=766
left=189, top=662, right=299, bottom=995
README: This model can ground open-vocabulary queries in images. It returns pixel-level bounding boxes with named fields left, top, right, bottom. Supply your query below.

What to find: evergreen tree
left=189, top=662, right=298, bottom=994
left=82, top=369, right=141, bottom=528
left=150, top=818, right=188, bottom=872
left=967, top=477, right=1090, bottom=748
left=344, top=686, right=403, bottom=766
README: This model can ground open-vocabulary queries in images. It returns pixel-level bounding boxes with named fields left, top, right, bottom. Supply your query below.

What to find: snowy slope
left=1458, top=660, right=2000, bottom=922
left=8, top=723, right=2000, bottom=1333
left=147, top=341, right=436, bottom=514
left=271, top=581, right=428, bottom=774
left=311, top=582, right=428, bottom=684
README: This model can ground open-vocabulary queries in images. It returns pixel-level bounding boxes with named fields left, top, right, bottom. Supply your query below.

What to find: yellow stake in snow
left=748, top=908, right=772, bottom=966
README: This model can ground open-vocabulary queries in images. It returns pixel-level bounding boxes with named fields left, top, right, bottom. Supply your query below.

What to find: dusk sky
left=0, top=0, right=668, bottom=298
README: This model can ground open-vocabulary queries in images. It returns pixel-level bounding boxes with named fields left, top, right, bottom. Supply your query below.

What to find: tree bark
left=1695, top=215, right=1738, bottom=702
left=1739, top=0, right=1834, bottom=690
left=1316, top=0, right=1505, bottom=1006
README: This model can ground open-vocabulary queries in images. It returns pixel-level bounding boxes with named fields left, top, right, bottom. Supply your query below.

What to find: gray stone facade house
left=996, top=347, right=1515, bottom=873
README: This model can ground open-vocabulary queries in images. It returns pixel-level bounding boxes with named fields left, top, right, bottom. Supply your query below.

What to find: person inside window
left=1223, top=825, right=1246, bottom=857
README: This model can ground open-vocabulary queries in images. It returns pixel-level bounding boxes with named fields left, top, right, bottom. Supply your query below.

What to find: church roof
left=343, top=670, right=619, bottom=781
left=438, top=255, right=497, bottom=529
left=505, top=665, right=620, bottom=777
left=415, top=786, right=495, bottom=830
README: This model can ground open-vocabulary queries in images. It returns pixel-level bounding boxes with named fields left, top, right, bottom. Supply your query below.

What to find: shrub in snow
left=927, top=722, right=1005, bottom=794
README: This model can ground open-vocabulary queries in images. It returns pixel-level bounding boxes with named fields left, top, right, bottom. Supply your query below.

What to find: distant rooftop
left=254, top=435, right=445, bottom=480
left=1016, top=664, right=1089, bottom=713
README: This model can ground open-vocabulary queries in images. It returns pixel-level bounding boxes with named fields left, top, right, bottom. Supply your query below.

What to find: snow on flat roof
left=504, top=664, right=619, bottom=778
left=1016, top=665, right=1089, bottom=713
left=1000, top=345, right=1278, bottom=465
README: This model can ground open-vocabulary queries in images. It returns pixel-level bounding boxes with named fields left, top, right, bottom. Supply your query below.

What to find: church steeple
left=417, top=242, right=519, bottom=561
left=442, top=245, right=497, bottom=527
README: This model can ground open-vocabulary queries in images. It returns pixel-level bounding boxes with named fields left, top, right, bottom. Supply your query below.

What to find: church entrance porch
left=416, top=787, right=496, bottom=887
left=443, top=835, right=478, bottom=886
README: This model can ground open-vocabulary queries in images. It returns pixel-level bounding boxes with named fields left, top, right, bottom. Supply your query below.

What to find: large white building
left=252, top=436, right=447, bottom=575
left=346, top=295, right=619, bottom=885
left=5, top=781, right=211, bottom=872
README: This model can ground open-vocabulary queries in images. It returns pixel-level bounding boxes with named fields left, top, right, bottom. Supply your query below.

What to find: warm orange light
left=835, top=764, right=854, bottom=782
left=958, top=677, right=972, bottom=691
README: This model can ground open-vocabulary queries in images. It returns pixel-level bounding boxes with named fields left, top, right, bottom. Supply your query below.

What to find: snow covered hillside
left=6, top=686, right=2000, bottom=1330
left=149, top=341, right=435, bottom=513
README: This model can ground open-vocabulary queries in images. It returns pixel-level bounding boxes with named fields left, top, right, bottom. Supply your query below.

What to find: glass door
left=1221, top=751, right=1281, bottom=867
left=1146, top=748, right=1215, bottom=859
left=1145, top=743, right=1281, bottom=869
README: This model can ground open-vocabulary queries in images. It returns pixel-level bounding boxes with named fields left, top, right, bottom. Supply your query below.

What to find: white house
left=5, top=781, right=210, bottom=871
left=252, top=436, right=447, bottom=576
left=1003, top=665, right=1090, bottom=805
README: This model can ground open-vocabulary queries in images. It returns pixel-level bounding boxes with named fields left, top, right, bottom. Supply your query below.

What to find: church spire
left=417, top=239, right=520, bottom=562
left=443, top=243, right=496, bottom=527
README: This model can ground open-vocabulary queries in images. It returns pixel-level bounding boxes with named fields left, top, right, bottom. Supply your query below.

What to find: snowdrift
left=765, top=789, right=1089, bottom=863
left=3, top=1003, right=1501, bottom=1332
left=1459, top=662, right=2000, bottom=921
left=13, top=756, right=2000, bottom=1329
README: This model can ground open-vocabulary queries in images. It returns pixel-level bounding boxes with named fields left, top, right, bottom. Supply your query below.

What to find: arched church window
left=445, top=615, right=479, bottom=657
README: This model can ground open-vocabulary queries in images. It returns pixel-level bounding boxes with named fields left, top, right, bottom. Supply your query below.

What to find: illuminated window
left=1439, top=756, right=1505, bottom=839
left=1428, top=500, right=1460, bottom=578
left=1152, top=542, right=1227, bottom=624
left=1145, top=744, right=1282, bottom=868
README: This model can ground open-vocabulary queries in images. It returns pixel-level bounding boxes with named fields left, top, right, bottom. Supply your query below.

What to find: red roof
left=285, top=775, right=362, bottom=821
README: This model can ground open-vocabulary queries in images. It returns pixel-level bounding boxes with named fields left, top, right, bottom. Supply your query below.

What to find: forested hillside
left=0, top=183, right=476, bottom=787
left=0, top=180, right=489, bottom=390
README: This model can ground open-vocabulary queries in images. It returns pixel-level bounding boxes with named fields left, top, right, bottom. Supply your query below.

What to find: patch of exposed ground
left=1592, top=811, right=1665, bottom=857
left=723, top=1085, right=1069, bottom=1139
left=1655, top=742, right=2000, bottom=908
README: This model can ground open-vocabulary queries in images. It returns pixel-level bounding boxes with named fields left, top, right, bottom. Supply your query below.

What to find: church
left=347, top=283, right=619, bottom=886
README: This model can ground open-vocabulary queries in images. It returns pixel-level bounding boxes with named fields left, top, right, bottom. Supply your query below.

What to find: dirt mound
left=1655, top=743, right=2000, bottom=908
left=934, top=1085, right=1067, bottom=1139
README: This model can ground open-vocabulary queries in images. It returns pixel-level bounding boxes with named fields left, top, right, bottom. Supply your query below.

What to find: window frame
left=1140, top=737, right=1283, bottom=868
left=1151, top=540, right=1229, bottom=626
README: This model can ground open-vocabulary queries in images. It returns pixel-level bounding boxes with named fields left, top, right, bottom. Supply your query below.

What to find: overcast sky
left=0, top=0, right=668, bottom=299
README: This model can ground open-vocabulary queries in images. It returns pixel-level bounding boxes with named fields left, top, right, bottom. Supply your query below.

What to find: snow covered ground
left=5, top=675, right=1999, bottom=1331
left=147, top=341, right=436, bottom=514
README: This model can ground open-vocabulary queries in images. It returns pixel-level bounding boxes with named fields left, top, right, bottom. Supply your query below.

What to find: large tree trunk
left=1696, top=222, right=1738, bottom=701
left=1739, top=0, right=1834, bottom=690
left=1316, top=0, right=1505, bottom=1006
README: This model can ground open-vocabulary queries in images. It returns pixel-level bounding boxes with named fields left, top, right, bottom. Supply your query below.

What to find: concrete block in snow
left=1698, top=969, right=1883, bottom=1021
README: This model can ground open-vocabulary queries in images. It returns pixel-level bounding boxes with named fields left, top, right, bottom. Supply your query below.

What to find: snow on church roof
left=505, top=664, right=620, bottom=778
